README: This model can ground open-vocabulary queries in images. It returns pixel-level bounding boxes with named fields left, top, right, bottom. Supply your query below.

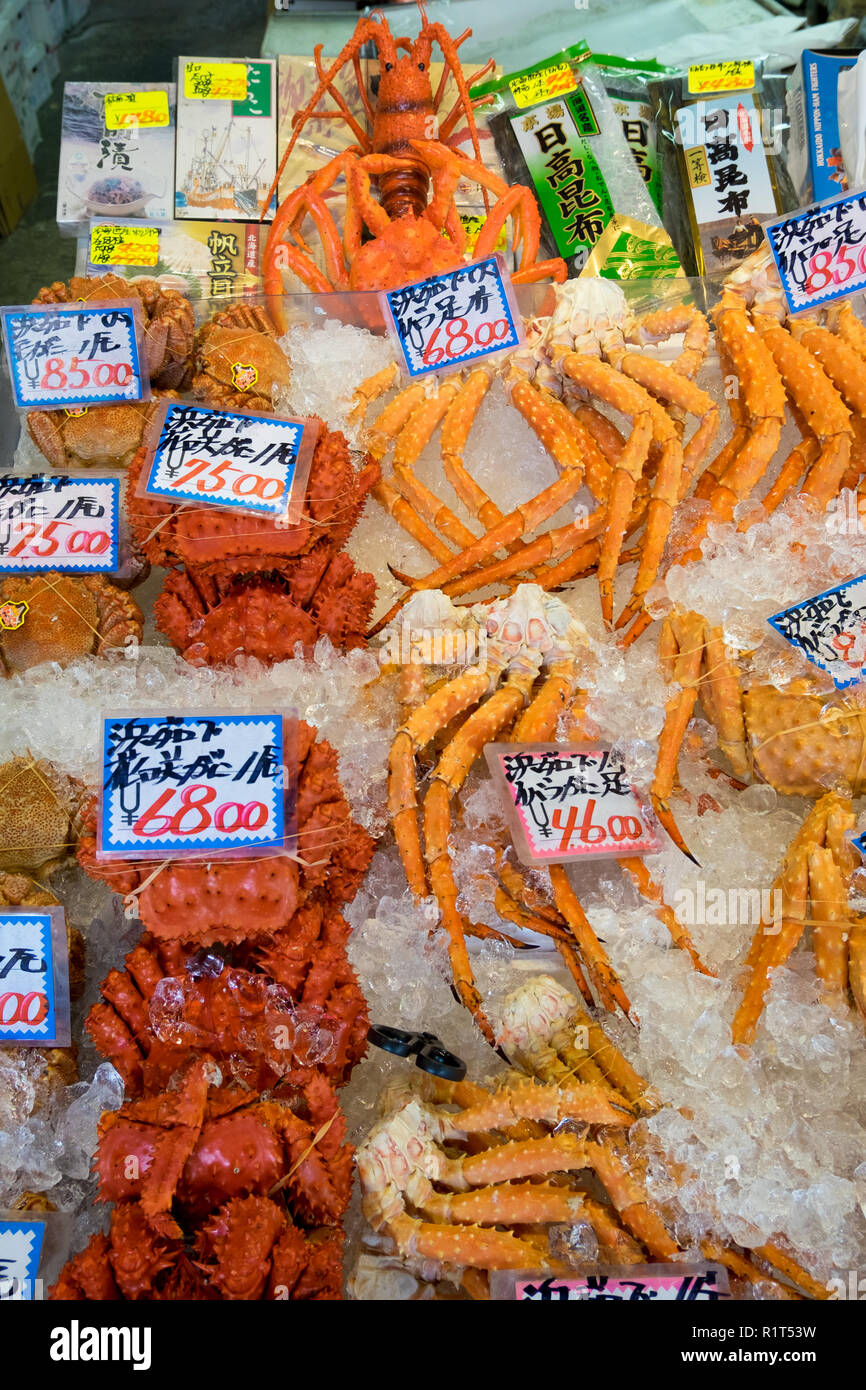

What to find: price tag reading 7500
left=98, top=714, right=287, bottom=859
left=765, top=190, right=866, bottom=315
left=0, top=302, right=147, bottom=410
left=0, top=476, right=119, bottom=574
left=383, top=255, right=521, bottom=378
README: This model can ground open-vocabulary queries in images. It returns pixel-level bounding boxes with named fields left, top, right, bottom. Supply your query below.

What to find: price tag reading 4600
left=765, top=190, right=866, bottom=315
left=141, top=402, right=315, bottom=518
left=485, top=744, right=660, bottom=865
left=384, top=255, right=521, bottom=378
left=99, top=714, right=286, bottom=859
left=0, top=476, right=119, bottom=573
left=0, top=302, right=148, bottom=410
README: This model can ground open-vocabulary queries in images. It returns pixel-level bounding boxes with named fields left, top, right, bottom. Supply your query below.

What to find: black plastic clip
left=367, top=1025, right=466, bottom=1081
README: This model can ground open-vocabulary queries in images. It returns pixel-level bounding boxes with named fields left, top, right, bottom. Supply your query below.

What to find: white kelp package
left=590, top=53, right=678, bottom=219
left=472, top=44, right=681, bottom=281
left=651, top=59, right=798, bottom=278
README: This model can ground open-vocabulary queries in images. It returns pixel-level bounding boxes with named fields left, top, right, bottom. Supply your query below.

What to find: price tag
left=459, top=214, right=507, bottom=256
left=89, top=224, right=160, bottom=268
left=98, top=714, right=286, bottom=859
left=0, top=476, right=119, bottom=573
left=768, top=573, right=866, bottom=689
left=513, top=1264, right=730, bottom=1301
left=383, top=255, right=521, bottom=379
left=140, top=402, right=316, bottom=519
left=0, top=909, right=70, bottom=1047
left=687, top=61, right=755, bottom=95
left=509, top=62, right=577, bottom=109
left=0, top=302, right=148, bottom=410
left=0, top=1219, right=46, bottom=1301
left=485, top=744, right=660, bottom=865
left=103, top=90, right=170, bottom=128
left=765, top=190, right=866, bottom=315
left=184, top=61, right=248, bottom=102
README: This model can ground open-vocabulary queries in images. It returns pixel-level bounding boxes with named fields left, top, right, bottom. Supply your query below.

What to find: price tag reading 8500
left=0, top=302, right=147, bottom=409
left=765, top=190, right=866, bottom=315
left=383, top=255, right=522, bottom=378
left=99, top=714, right=286, bottom=859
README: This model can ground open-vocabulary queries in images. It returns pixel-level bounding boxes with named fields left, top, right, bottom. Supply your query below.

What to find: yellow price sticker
left=459, top=214, right=507, bottom=256
left=184, top=61, right=248, bottom=102
left=687, top=61, right=755, bottom=95
left=89, top=224, right=160, bottom=268
left=684, top=146, right=712, bottom=189
left=104, top=90, right=170, bottom=129
left=509, top=62, right=577, bottom=110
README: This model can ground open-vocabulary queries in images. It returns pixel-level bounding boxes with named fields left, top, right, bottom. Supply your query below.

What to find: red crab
left=77, top=722, right=376, bottom=944
left=51, top=1196, right=342, bottom=1301
left=94, top=1055, right=353, bottom=1230
left=125, top=421, right=379, bottom=665
left=86, top=906, right=369, bottom=1094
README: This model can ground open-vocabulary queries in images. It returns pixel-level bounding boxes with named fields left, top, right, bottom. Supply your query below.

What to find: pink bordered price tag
left=768, top=572, right=866, bottom=689
left=498, top=1263, right=730, bottom=1301
left=0, top=300, right=149, bottom=410
left=0, top=907, right=71, bottom=1048
left=138, top=400, right=317, bottom=521
left=382, top=253, right=522, bottom=378
left=97, top=712, right=295, bottom=861
left=764, top=189, right=866, bottom=316
left=485, top=743, right=661, bottom=865
left=0, top=475, right=119, bottom=574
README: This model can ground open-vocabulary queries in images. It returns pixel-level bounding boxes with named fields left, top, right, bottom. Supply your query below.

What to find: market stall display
left=2, top=2, right=866, bottom=1310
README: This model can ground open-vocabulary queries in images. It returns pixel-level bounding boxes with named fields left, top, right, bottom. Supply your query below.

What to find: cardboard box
left=0, top=71, right=36, bottom=235
left=788, top=49, right=859, bottom=204
left=175, top=57, right=277, bottom=222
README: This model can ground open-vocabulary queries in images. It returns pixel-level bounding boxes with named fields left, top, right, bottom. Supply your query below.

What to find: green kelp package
left=472, top=44, right=681, bottom=281
left=591, top=53, right=678, bottom=218
left=651, top=59, right=798, bottom=278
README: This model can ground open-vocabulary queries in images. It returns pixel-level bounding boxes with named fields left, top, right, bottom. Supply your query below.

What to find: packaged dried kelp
left=472, top=44, right=681, bottom=281
left=591, top=53, right=677, bottom=218
left=652, top=59, right=798, bottom=277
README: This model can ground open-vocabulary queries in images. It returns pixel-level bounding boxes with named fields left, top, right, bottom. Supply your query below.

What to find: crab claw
left=651, top=793, right=700, bottom=865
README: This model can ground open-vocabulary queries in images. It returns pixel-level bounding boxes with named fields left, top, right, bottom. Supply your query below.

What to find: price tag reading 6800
left=383, top=255, right=522, bottom=378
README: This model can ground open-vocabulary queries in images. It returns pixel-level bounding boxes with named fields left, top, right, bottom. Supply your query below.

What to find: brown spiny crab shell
left=0, top=573, right=143, bottom=675
left=192, top=304, right=292, bottom=413
left=744, top=680, right=866, bottom=798
left=27, top=398, right=163, bottom=471
left=0, top=756, right=85, bottom=877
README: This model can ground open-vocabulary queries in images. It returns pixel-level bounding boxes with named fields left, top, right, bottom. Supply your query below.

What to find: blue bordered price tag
left=382, top=254, right=522, bottom=378
left=484, top=743, right=660, bottom=867
left=98, top=713, right=287, bottom=859
left=0, top=1218, right=47, bottom=1300
left=768, top=573, right=866, bottom=689
left=0, top=475, right=119, bottom=574
left=139, top=400, right=317, bottom=520
left=765, top=190, right=866, bottom=316
left=0, top=301, right=149, bottom=410
left=0, top=908, right=70, bottom=1047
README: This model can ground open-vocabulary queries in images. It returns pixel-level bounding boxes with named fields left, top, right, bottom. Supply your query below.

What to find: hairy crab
left=0, top=572, right=143, bottom=675
left=191, top=304, right=292, bottom=413
left=27, top=398, right=164, bottom=471
left=33, top=274, right=195, bottom=390
left=0, top=756, right=85, bottom=877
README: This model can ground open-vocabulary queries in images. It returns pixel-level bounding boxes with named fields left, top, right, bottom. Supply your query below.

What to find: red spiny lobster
left=262, top=3, right=566, bottom=324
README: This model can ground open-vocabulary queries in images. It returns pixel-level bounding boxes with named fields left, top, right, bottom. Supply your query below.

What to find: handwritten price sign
left=0, top=1219, right=46, bottom=1301
left=0, top=476, right=119, bottom=574
left=687, top=61, right=755, bottom=94
left=509, top=62, right=577, bottom=109
left=0, top=302, right=147, bottom=410
left=485, top=744, right=660, bottom=865
left=765, top=191, right=866, bottom=315
left=104, top=90, right=169, bottom=128
left=184, top=61, right=248, bottom=102
left=98, top=714, right=286, bottom=859
left=141, top=402, right=314, bottom=518
left=0, top=909, right=69, bottom=1047
left=89, top=223, right=160, bottom=268
left=383, top=255, right=521, bottom=378
left=515, top=1265, right=730, bottom=1301
left=768, top=573, right=866, bottom=689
